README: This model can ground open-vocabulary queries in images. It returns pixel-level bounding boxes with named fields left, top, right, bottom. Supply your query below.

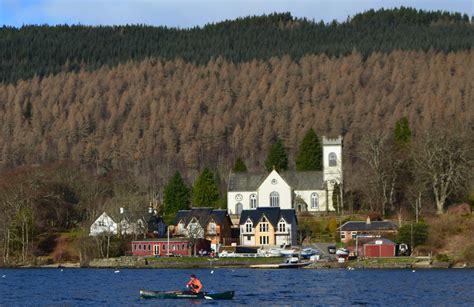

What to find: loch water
left=0, top=268, right=473, bottom=306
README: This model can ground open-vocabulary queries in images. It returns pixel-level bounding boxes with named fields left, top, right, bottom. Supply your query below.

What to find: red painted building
left=132, top=238, right=190, bottom=257
left=132, top=238, right=211, bottom=257
left=364, top=238, right=396, bottom=257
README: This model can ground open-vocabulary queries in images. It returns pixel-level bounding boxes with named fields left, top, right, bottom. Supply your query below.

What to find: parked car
left=327, top=246, right=337, bottom=254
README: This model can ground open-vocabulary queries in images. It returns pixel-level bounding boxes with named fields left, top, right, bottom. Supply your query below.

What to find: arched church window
left=311, top=193, right=319, bottom=209
left=270, top=192, right=279, bottom=207
left=235, top=203, right=243, bottom=215
left=250, top=194, right=257, bottom=209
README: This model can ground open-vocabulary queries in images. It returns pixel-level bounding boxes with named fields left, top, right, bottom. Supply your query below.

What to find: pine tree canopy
left=394, top=117, right=412, bottom=145
left=265, top=138, right=288, bottom=172
left=192, top=168, right=220, bottom=208
left=295, top=128, right=322, bottom=171
left=163, top=171, right=190, bottom=224
left=1, top=8, right=472, bottom=84
left=233, top=158, right=247, bottom=172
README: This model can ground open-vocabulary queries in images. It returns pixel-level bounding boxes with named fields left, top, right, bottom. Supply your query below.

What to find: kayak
left=140, top=290, right=235, bottom=300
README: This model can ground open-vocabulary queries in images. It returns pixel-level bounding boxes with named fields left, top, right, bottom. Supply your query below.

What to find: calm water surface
left=0, top=268, right=473, bottom=306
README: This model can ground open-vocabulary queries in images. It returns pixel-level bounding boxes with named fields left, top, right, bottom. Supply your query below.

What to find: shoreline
left=1, top=256, right=472, bottom=269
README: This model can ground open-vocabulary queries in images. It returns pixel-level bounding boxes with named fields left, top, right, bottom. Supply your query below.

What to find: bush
left=462, top=244, right=474, bottom=264
left=435, top=253, right=450, bottom=262
left=397, top=222, right=429, bottom=247
left=326, top=217, right=338, bottom=232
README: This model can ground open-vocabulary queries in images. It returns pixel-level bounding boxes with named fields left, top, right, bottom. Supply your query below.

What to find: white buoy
left=1, top=275, right=5, bottom=278
left=412, top=270, right=416, bottom=273
left=210, top=270, right=214, bottom=274
left=114, top=270, right=120, bottom=273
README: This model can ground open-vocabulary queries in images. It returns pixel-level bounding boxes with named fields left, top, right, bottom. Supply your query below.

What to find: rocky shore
left=83, top=256, right=471, bottom=269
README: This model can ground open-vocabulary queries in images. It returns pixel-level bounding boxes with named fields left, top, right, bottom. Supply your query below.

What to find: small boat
left=300, top=248, right=319, bottom=259
left=279, top=249, right=297, bottom=257
left=250, top=257, right=310, bottom=269
left=336, top=248, right=350, bottom=257
left=140, top=290, right=234, bottom=300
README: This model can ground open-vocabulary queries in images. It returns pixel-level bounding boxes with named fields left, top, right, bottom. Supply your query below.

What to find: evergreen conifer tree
left=394, top=117, right=411, bottom=145
left=265, top=138, right=288, bottom=172
left=295, top=128, right=322, bottom=171
left=192, top=168, right=220, bottom=208
left=233, top=158, right=247, bottom=172
left=163, top=171, right=190, bottom=224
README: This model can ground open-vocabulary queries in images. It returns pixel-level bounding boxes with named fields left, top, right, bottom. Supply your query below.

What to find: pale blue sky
left=1, top=0, right=472, bottom=28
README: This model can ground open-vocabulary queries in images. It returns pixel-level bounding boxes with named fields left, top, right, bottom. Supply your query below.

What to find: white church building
left=227, top=136, right=343, bottom=215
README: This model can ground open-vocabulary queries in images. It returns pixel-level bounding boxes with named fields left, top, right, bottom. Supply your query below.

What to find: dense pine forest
left=1, top=8, right=473, bottom=83
left=0, top=8, right=473, bottom=265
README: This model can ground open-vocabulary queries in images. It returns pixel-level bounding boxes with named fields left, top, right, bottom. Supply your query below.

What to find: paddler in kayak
left=185, top=274, right=203, bottom=294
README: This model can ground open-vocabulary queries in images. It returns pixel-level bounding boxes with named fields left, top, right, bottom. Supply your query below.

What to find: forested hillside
left=1, top=51, right=472, bottom=183
left=1, top=8, right=472, bottom=83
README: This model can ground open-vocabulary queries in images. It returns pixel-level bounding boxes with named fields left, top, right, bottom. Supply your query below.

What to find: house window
left=260, top=217, right=269, bottom=232
left=329, top=152, right=337, bottom=166
left=163, top=244, right=166, bottom=251
left=148, top=244, right=151, bottom=251
left=178, top=222, right=185, bottom=234
left=250, top=194, right=257, bottom=209
left=245, top=220, right=253, bottom=233
left=351, top=232, right=357, bottom=238
left=341, top=232, right=346, bottom=240
left=139, top=244, right=142, bottom=250
left=134, top=244, right=137, bottom=250
left=311, top=193, right=319, bottom=209
left=98, top=220, right=105, bottom=226
left=270, top=192, right=279, bottom=207
left=259, top=236, right=269, bottom=245
left=182, top=244, right=186, bottom=250
left=278, top=220, right=286, bottom=232
left=172, top=244, right=176, bottom=251
left=209, top=222, right=216, bottom=234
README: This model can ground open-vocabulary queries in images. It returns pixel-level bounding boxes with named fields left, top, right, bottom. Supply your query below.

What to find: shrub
left=462, top=244, right=474, bottom=264
left=397, top=222, right=429, bottom=247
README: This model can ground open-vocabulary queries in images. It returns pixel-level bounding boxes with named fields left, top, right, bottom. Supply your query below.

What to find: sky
left=1, top=0, right=473, bottom=28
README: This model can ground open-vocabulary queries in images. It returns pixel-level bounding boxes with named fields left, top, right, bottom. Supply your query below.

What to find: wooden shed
left=363, top=238, right=396, bottom=257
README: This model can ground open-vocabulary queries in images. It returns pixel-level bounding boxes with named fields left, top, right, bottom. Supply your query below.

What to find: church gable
left=258, top=170, right=290, bottom=192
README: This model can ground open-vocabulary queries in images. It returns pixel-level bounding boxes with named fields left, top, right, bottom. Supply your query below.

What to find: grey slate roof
left=239, top=207, right=297, bottom=227
left=228, top=171, right=325, bottom=191
left=364, top=238, right=396, bottom=245
left=339, top=221, right=399, bottom=231
left=173, top=208, right=231, bottom=226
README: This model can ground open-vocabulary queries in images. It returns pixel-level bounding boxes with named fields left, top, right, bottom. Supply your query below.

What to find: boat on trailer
left=140, top=290, right=235, bottom=300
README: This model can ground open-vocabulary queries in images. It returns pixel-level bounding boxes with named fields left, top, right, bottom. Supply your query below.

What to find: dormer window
left=245, top=220, right=253, bottom=233
left=178, top=221, right=185, bottom=233
left=329, top=152, right=337, bottom=166
left=270, top=191, right=279, bottom=207
left=250, top=194, right=257, bottom=209
left=259, top=216, right=269, bottom=232
left=209, top=222, right=216, bottom=234
left=278, top=219, right=286, bottom=232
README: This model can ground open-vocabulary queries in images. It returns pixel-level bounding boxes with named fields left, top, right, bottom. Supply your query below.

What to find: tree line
left=1, top=8, right=473, bottom=83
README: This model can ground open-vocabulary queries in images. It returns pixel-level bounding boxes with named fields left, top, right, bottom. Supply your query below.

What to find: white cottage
left=89, top=212, right=118, bottom=236
left=228, top=136, right=342, bottom=215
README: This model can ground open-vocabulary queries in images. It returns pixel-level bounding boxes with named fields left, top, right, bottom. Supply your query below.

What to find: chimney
left=366, top=216, right=371, bottom=225
left=120, top=207, right=124, bottom=214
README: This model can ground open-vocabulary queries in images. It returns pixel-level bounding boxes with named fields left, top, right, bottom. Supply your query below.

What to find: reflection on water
left=0, top=268, right=473, bottom=305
